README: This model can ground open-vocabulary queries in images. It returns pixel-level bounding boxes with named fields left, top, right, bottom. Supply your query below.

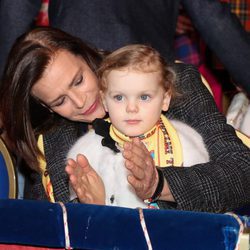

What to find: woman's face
left=31, top=50, right=106, bottom=123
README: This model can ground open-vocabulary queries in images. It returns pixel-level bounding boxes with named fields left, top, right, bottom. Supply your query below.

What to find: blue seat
left=0, top=137, right=16, bottom=199
left=0, top=199, right=246, bottom=249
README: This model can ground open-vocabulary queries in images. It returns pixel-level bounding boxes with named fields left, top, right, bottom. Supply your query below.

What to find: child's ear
left=162, top=91, right=171, bottom=112
left=100, top=90, right=109, bottom=112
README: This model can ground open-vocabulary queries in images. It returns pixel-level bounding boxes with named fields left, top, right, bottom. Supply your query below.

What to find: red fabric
left=174, top=34, right=201, bottom=67
left=0, top=245, right=62, bottom=250
left=36, top=0, right=50, bottom=26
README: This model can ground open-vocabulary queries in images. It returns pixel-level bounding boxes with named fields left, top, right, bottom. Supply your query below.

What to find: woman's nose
left=71, top=92, right=86, bottom=109
left=126, top=101, right=138, bottom=113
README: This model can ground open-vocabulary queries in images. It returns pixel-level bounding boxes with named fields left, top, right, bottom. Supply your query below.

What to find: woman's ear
left=162, top=91, right=171, bottom=112
left=100, top=91, right=109, bottom=112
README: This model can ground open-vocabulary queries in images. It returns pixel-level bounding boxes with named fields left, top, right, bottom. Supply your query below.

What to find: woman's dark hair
left=0, top=27, right=103, bottom=172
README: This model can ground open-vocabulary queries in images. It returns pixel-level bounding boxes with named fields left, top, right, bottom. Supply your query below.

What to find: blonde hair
left=98, top=44, right=176, bottom=96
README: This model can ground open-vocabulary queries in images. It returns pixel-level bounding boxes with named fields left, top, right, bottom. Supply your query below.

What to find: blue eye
left=114, top=95, right=123, bottom=101
left=141, top=95, right=150, bottom=101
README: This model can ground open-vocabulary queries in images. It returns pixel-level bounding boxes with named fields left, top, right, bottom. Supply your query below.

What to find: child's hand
left=65, top=154, right=105, bottom=205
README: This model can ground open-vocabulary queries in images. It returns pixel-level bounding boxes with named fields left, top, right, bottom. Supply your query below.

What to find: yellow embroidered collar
left=109, top=115, right=183, bottom=167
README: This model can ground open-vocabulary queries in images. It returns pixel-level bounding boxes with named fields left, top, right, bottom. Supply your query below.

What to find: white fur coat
left=67, top=120, right=209, bottom=208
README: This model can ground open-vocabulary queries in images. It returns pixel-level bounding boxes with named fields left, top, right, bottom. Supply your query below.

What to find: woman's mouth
left=82, top=99, right=98, bottom=115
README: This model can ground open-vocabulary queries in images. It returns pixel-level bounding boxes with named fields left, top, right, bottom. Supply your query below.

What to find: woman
left=0, top=27, right=249, bottom=212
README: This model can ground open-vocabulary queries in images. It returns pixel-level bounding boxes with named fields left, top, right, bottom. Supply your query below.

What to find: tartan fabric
left=221, top=0, right=250, bottom=31
left=24, top=63, right=250, bottom=213
left=174, top=0, right=250, bottom=63
left=174, top=0, right=250, bottom=104
left=174, top=34, right=201, bottom=67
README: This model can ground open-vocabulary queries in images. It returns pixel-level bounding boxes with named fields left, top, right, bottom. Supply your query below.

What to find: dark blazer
left=0, top=0, right=250, bottom=94
left=24, top=63, right=250, bottom=213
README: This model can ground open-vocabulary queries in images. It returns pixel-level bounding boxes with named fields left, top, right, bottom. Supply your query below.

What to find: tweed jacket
left=0, top=0, right=250, bottom=94
left=24, top=63, right=250, bottom=213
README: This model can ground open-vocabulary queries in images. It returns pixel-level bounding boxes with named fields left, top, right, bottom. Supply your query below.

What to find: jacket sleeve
left=181, top=0, right=250, bottom=96
left=0, top=0, right=41, bottom=78
left=161, top=63, right=250, bottom=212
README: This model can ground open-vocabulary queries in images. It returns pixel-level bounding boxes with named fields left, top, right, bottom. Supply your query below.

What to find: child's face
left=101, top=69, right=171, bottom=137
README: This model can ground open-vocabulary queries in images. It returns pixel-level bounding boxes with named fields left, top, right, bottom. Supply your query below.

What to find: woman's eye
left=114, top=95, right=123, bottom=101
left=140, top=95, right=150, bottom=101
left=53, top=97, right=65, bottom=107
left=75, top=75, right=84, bottom=86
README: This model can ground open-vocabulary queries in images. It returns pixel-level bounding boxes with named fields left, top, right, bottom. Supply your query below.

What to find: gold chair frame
left=0, top=137, right=16, bottom=198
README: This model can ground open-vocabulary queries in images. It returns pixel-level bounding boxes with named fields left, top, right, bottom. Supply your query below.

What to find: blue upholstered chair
left=0, top=199, right=248, bottom=249
left=0, top=137, right=16, bottom=199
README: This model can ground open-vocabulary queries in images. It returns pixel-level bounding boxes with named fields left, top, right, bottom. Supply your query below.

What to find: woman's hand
left=65, top=154, right=105, bottom=205
left=122, top=138, right=175, bottom=202
left=122, top=138, right=158, bottom=200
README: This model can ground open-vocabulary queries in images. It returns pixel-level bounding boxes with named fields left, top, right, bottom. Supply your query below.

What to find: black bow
left=92, top=119, right=120, bottom=153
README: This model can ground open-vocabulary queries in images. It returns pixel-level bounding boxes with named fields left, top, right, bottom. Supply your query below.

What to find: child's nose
left=126, top=101, right=138, bottom=113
